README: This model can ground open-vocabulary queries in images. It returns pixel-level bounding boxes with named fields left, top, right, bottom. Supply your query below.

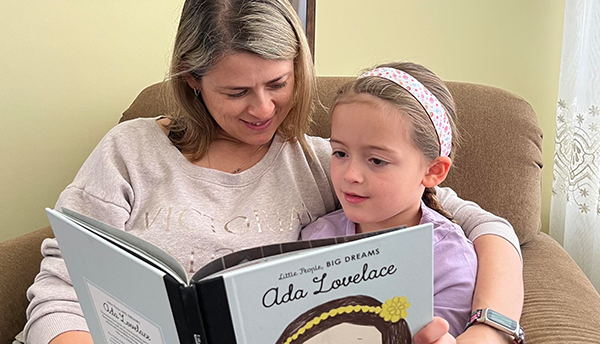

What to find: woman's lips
left=242, top=117, right=273, bottom=131
left=344, top=192, right=368, bottom=204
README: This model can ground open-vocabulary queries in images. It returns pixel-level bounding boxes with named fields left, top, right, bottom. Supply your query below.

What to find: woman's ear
left=422, top=157, right=452, bottom=188
left=184, top=73, right=202, bottom=91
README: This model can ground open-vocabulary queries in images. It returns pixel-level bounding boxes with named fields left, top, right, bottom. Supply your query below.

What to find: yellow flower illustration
left=379, top=296, right=411, bottom=323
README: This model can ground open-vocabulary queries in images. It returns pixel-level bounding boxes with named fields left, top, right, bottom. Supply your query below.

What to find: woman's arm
left=436, top=187, right=523, bottom=343
left=25, top=127, right=134, bottom=344
left=457, top=235, right=523, bottom=344
left=25, top=189, right=131, bottom=344
left=49, top=331, right=94, bottom=344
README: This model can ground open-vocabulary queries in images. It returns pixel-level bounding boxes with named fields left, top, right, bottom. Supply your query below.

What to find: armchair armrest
left=521, top=232, right=600, bottom=343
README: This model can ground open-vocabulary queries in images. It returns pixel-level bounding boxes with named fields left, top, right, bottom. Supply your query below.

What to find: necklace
left=208, top=143, right=267, bottom=174
left=232, top=143, right=267, bottom=173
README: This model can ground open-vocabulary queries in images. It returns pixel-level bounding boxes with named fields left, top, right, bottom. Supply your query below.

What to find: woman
left=23, top=1, right=522, bottom=343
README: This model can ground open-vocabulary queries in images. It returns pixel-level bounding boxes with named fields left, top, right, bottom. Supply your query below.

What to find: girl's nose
left=343, top=160, right=363, bottom=184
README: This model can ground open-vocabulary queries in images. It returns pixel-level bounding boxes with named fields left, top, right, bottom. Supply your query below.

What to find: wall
left=0, top=1, right=184, bottom=242
left=314, top=0, right=565, bottom=234
left=0, top=0, right=564, bottom=242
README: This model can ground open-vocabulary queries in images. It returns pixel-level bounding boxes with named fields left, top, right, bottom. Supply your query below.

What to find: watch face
left=486, top=309, right=518, bottom=331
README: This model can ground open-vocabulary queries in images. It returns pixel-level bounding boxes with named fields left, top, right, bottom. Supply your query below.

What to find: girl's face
left=186, top=51, right=295, bottom=146
left=330, top=96, right=430, bottom=232
left=304, top=323, right=382, bottom=343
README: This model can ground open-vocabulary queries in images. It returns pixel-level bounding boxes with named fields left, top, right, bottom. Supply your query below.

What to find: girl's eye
left=332, top=151, right=347, bottom=158
left=370, top=158, right=387, bottom=166
left=270, top=81, right=287, bottom=90
left=227, top=90, right=248, bottom=98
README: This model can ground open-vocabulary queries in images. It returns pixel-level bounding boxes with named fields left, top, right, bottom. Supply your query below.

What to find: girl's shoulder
left=420, top=204, right=470, bottom=246
left=301, top=209, right=352, bottom=240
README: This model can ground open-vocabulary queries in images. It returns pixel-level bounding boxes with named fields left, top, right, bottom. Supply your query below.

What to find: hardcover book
left=46, top=207, right=433, bottom=344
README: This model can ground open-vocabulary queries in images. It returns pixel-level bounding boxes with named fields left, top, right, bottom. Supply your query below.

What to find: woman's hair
left=167, top=0, right=316, bottom=161
left=276, top=295, right=411, bottom=344
left=333, top=62, right=460, bottom=221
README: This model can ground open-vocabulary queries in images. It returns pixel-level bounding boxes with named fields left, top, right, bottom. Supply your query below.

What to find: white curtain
left=550, top=0, right=600, bottom=291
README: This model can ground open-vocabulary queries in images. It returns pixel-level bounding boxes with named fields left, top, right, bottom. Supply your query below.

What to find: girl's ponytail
left=422, top=188, right=454, bottom=222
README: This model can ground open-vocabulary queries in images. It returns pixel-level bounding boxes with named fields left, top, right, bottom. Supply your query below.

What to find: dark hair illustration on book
left=276, top=295, right=412, bottom=344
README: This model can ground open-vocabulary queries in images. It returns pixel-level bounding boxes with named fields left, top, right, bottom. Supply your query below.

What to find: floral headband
left=283, top=296, right=410, bottom=344
left=359, top=67, right=452, bottom=157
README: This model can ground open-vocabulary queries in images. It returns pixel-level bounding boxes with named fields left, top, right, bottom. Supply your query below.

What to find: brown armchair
left=2, top=77, right=600, bottom=343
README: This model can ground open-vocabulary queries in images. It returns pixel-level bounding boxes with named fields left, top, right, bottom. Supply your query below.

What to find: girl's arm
left=436, top=186, right=523, bottom=344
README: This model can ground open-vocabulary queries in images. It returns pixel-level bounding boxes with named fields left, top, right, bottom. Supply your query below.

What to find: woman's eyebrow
left=219, top=73, right=289, bottom=90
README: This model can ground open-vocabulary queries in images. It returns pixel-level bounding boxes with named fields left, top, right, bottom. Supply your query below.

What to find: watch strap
left=464, top=309, right=524, bottom=344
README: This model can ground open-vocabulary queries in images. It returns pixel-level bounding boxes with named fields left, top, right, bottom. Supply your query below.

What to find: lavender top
left=301, top=203, right=478, bottom=337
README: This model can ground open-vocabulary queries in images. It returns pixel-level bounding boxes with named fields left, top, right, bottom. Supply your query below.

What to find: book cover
left=46, top=208, right=433, bottom=344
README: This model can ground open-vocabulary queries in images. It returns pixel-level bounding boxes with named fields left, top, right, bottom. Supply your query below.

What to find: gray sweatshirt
left=23, top=117, right=520, bottom=344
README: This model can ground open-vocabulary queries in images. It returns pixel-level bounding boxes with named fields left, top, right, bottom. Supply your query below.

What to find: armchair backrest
left=121, top=78, right=543, bottom=245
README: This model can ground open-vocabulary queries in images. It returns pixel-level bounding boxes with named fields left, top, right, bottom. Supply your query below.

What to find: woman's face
left=187, top=51, right=295, bottom=146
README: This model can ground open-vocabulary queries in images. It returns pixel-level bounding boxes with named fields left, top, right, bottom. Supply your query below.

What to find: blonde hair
left=167, top=0, right=316, bottom=161
left=334, top=62, right=460, bottom=220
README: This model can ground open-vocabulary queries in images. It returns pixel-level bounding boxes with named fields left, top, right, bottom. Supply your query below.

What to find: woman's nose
left=248, top=91, right=275, bottom=119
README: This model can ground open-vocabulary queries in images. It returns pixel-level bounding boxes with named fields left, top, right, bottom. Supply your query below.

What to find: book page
left=62, top=208, right=188, bottom=284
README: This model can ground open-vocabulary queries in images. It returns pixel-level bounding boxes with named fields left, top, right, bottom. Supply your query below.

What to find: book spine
left=163, top=275, right=207, bottom=344
left=196, top=277, right=237, bottom=344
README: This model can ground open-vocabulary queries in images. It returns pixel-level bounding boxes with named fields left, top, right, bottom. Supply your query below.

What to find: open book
left=46, top=208, right=433, bottom=344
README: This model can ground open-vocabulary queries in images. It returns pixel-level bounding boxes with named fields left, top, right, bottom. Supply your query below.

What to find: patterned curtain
left=550, top=0, right=600, bottom=291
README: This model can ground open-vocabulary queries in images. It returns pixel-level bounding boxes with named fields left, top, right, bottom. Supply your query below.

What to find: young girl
left=301, top=62, right=477, bottom=338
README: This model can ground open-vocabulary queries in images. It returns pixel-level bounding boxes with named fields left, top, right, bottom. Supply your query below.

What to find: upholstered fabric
left=3, top=78, right=600, bottom=344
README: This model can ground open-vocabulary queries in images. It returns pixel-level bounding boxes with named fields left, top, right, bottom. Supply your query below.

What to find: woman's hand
left=49, top=331, right=94, bottom=344
left=456, top=324, right=513, bottom=344
left=413, top=317, right=456, bottom=344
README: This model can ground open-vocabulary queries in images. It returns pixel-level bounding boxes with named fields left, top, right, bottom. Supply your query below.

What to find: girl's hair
left=333, top=62, right=460, bottom=221
left=276, top=295, right=411, bottom=344
left=167, top=0, right=316, bottom=161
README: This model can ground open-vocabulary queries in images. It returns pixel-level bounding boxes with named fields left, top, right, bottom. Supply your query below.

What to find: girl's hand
left=456, top=324, right=513, bottom=344
left=413, top=317, right=456, bottom=344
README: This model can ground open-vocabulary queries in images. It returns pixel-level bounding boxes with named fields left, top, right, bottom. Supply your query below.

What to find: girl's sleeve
left=435, top=186, right=521, bottom=259
left=433, top=228, right=478, bottom=337
left=23, top=131, right=133, bottom=344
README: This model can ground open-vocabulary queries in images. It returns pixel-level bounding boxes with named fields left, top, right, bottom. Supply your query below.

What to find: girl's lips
left=242, top=117, right=273, bottom=131
left=344, top=192, right=368, bottom=204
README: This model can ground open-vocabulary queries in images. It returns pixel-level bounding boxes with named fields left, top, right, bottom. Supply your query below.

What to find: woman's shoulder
left=106, top=116, right=164, bottom=140
left=304, top=134, right=331, bottom=163
left=96, top=117, right=167, bottom=154
left=305, top=135, right=330, bottom=149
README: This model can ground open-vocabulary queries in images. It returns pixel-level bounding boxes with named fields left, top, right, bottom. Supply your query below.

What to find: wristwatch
left=464, top=308, right=525, bottom=344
